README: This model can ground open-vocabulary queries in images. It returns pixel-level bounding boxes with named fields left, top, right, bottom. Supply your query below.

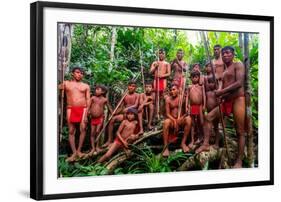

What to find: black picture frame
left=30, top=1, right=274, bottom=200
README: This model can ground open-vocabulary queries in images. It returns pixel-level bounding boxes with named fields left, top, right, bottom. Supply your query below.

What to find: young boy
left=192, top=63, right=204, bottom=86
left=98, top=108, right=140, bottom=163
left=138, top=81, right=155, bottom=131
left=150, top=49, right=171, bottom=118
left=59, top=67, right=90, bottom=162
left=88, top=85, right=113, bottom=156
left=105, top=80, right=140, bottom=147
left=186, top=70, right=206, bottom=148
left=163, top=84, right=192, bottom=156
left=204, top=62, right=220, bottom=148
left=171, top=49, right=188, bottom=90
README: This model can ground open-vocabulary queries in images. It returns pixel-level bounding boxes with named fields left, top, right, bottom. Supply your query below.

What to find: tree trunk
left=200, top=31, right=210, bottom=59
left=244, top=33, right=255, bottom=167
left=109, top=26, right=117, bottom=69
left=58, top=23, right=72, bottom=143
left=239, top=33, right=244, bottom=56
left=58, top=23, right=72, bottom=80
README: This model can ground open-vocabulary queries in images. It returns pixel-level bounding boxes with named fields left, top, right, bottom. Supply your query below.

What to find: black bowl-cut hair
left=221, top=46, right=235, bottom=54
left=95, top=84, right=108, bottom=95
left=190, top=69, right=201, bottom=77
left=71, top=66, right=84, bottom=74
left=214, top=44, right=222, bottom=48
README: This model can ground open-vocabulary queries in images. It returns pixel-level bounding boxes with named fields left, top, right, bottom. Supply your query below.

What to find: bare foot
left=195, top=138, right=203, bottom=145
left=76, top=151, right=86, bottom=159
left=148, top=125, right=153, bottom=130
left=88, top=148, right=96, bottom=157
left=66, top=153, right=77, bottom=162
left=188, top=142, right=194, bottom=149
left=102, top=142, right=110, bottom=148
left=96, top=147, right=102, bottom=153
left=162, top=148, right=170, bottom=157
left=181, top=144, right=191, bottom=153
left=233, top=159, right=243, bottom=168
left=195, top=144, right=210, bottom=154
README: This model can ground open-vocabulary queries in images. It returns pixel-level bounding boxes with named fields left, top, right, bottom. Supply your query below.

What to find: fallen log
left=177, top=146, right=230, bottom=171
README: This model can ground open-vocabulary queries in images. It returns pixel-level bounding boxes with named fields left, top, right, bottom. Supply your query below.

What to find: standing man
left=59, top=67, right=91, bottom=162
left=212, top=44, right=225, bottom=89
left=150, top=49, right=171, bottom=118
left=171, top=49, right=188, bottom=90
left=196, top=46, right=246, bottom=168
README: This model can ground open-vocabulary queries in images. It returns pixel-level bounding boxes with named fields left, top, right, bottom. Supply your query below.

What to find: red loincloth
left=155, top=78, right=165, bottom=92
left=190, top=105, right=201, bottom=115
left=168, top=133, right=178, bottom=143
left=114, top=137, right=122, bottom=146
left=221, top=100, right=233, bottom=116
left=91, top=116, right=104, bottom=126
left=68, top=106, right=86, bottom=123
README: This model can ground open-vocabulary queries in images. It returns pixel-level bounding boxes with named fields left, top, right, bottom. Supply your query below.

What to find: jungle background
left=58, top=23, right=258, bottom=177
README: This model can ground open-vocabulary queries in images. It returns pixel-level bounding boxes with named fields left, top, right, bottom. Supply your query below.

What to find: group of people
left=59, top=44, right=247, bottom=168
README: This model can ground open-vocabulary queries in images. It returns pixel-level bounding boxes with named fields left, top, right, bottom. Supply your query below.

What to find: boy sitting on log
left=98, top=108, right=140, bottom=163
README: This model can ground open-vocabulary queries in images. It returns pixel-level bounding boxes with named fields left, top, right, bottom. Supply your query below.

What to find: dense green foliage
left=59, top=24, right=259, bottom=177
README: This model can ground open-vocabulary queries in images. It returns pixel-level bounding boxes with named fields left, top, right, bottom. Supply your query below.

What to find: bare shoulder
left=235, top=61, right=244, bottom=69
left=122, top=119, right=129, bottom=125
left=102, top=96, right=108, bottom=103
left=165, top=96, right=171, bottom=103
left=81, top=82, right=90, bottom=89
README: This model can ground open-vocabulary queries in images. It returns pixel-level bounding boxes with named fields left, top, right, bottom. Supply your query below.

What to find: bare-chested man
left=98, top=108, right=140, bottom=163
left=163, top=84, right=192, bottom=156
left=204, top=62, right=220, bottom=148
left=150, top=49, right=171, bottom=118
left=212, top=44, right=225, bottom=89
left=196, top=46, right=246, bottom=168
left=105, top=80, right=139, bottom=147
left=138, top=81, right=155, bottom=131
left=59, top=67, right=90, bottom=162
left=186, top=70, right=206, bottom=149
left=171, top=49, right=188, bottom=90
left=88, top=85, right=113, bottom=156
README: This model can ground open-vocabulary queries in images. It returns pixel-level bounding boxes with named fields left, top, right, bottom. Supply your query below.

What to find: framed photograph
left=30, top=1, right=274, bottom=200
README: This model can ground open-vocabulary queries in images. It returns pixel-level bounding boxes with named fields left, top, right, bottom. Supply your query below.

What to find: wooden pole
left=139, top=45, right=148, bottom=122
left=156, top=49, right=160, bottom=120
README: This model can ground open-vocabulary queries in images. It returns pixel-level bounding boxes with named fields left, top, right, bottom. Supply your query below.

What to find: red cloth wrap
left=221, top=100, right=233, bottom=116
left=169, top=133, right=178, bottom=143
left=190, top=105, right=201, bottom=115
left=68, top=106, right=85, bottom=123
left=155, top=78, right=165, bottom=92
left=91, top=116, right=103, bottom=126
